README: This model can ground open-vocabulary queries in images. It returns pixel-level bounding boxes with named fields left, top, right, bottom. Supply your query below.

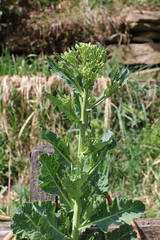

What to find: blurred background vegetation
left=1, top=0, right=160, bottom=54
left=0, top=0, right=160, bottom=219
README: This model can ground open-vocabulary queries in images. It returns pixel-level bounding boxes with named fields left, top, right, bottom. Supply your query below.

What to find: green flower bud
left=58, top=42, right=107, bottom=91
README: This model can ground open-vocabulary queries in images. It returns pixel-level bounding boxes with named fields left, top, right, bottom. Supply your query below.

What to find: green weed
left=0, top=48, right=51, bottom=76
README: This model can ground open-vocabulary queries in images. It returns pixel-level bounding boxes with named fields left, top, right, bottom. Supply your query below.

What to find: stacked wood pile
left=108, top=11, right=160, bottom=65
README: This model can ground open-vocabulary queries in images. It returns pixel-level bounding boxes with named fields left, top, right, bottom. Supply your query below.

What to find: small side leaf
left=43, top=91, right=79, bottom=123
left=40, top=125, right=73, bottom=165
left=54, top=52, right=83, bottom=90
left=95, top=138, right=117, bottom=160
left=84, top=130, right=115, bottom=155
left=10, top=201, right=69, bottom=240
left=46, top=56, right=81, bottom=94
left=106, top=223, right=137, bottom=240
left=88, top=69, right=129, bottom=109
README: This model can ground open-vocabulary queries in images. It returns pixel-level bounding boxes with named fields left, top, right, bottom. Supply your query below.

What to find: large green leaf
left=62, top=173, right=89, bottom=199
left=106, top=223, right=137, bottom=240
left=39, top=125, right=73, bottom=165
left=79, top=164, right=109, bottom=220
left=43, top=91, right=79, bottom=123
left=80, top=198, right=145, bottom=233
left=38, top=153, right=100, bottom=211
left=46, top=56, right=81, bottom=94
left=11, top=201, right=69, bottom=240
left=38, top=153, right=73, bottom=211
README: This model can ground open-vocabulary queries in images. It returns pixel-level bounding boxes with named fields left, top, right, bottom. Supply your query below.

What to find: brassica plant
left=11, top=42, right=145, bottom=240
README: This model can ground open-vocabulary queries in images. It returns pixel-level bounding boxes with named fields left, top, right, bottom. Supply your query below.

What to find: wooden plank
left=3, top=231, right=14, bottom=240
left=1, top=219, right=160, bottom=239
left=0, top=222, right=11, bottom=240
left=134, top=218, right=160, bottom=240
left=29, top=145, right=56, bottom=202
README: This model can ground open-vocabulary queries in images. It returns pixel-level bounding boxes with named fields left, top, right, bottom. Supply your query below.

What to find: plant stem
left=71, top=89, right=88, bottom=240
left=79, top=89, right=88, bottom=172
left=71, top=199, right=80, bottom=240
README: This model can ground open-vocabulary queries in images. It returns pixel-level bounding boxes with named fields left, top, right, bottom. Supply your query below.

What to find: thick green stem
left=79, top=89, right=88, bottom=173
left=71, top=199, right=80, bottom=240
left=71, top=89, right=88, bottom=240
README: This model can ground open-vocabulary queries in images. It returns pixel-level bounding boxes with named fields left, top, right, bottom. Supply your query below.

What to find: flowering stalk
left=11, top=42, right=145, bottom=240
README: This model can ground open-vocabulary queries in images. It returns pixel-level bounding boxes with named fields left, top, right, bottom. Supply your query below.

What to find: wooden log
left=130, top=67, right=160, bottom=76
left=29, top=145, right=56, bottom=202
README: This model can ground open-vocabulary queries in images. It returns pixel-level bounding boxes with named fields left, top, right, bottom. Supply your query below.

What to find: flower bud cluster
left=58, top=42, right=107, bottom=91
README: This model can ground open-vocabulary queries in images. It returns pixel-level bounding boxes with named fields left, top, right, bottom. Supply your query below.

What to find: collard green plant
left=11, top=42, right=145, bottom=240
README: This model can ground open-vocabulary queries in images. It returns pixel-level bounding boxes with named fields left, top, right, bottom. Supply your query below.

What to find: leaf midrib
left=42, top=159, right=73, bottom=210
left=38, top=211, right=66, bottom=239
left=80, top=201, right=141, bottom=230
left=24, top=211, right=45, bottom=239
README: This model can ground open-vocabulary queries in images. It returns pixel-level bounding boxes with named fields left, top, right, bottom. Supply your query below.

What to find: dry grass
left=0, top=70, right=159, bottom=147
left=0, top=74, right=111, bottom=133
